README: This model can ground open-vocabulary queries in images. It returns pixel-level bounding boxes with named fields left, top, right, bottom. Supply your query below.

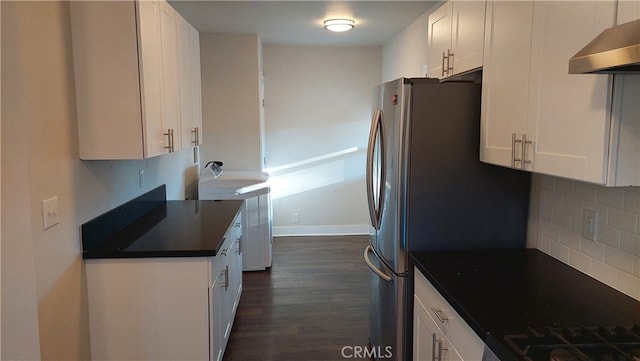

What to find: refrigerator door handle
left=366, top=109, right=386, bottom=230
left=364, top=245, right=393, bottom=282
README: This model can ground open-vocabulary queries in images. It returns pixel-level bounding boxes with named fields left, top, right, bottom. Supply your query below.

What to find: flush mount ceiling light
left=323, top=19, right=355, bottom=32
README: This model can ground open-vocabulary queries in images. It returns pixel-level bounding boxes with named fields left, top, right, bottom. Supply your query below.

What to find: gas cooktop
left=504, top=325, right=640, bottom=361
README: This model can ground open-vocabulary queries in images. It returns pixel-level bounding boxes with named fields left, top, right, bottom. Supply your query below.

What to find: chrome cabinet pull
left=164, top=129, right=175, bottom=152
left=522, top=134, right=533, bottom=169
left=236, top=236, right=242, bottom=255
left=441, top=51, right=447, bottom=77
left=225, top=265, right=229, bottom=291
left=432, top=333, right=447, bottom=361
left=512, top=133, right=522, bottom=168
left=221, top=266, right=229, bottom=291
left=431, top=307, right=448, bottom=324
left=191, top=127, right=199, bottom=146
left=432, top=333, right=437, bottom=361
left=447, top=49, right=454, bottom=74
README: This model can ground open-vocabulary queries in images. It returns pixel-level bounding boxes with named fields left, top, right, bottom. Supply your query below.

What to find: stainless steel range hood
left=568, top=19, right=640, bottom=74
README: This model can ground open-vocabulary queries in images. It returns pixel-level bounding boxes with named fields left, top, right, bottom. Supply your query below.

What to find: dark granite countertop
left=410, top=249, right=640, bottom=361
left=82, top=186, right=243, bottom=259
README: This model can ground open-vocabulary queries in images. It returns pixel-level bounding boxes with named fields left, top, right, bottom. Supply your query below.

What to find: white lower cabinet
left=210, top=211, right=243, bottom=360
left=414, top=297, right=463, bottom=361
left=86, top=213, right=242, bottom=361
left=413, top=267, right=484, bottom=361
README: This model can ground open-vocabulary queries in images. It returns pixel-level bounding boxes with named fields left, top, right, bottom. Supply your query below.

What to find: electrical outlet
left=139, top=169, right=145, bottom=188
left=582, top=209, right=598, bottom=241
left=42, top=196, right=60, bottom=230
left=292, top=213, right=300, bottom=223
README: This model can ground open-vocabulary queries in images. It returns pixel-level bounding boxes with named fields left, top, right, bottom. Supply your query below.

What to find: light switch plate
left=42, top=196, right=60, bottom=230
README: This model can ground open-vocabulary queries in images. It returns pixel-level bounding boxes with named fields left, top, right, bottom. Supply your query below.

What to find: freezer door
left=365, top=244, right=406, bottom=361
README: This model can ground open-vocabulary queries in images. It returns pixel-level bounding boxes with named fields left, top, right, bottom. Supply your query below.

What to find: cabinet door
left=526, top=1, right=615, bottom=183
left=177, top=13, right=193, bottom=149
left=414, top=296, right=438, bottom=361
left=137, top=0, right=166, bottom=158
left=177, top=15, right=203, bottom=149
left=451, top=0, right=485, bottom=75
left=209, top=269, right=224, bottom=361
left=190, top=25, right=203, bottom=146
left=618, top=0, right=640, bottom=23
left=71, top=1, right=162, bottom=159
left=229, top=221, right=243, bottom=316
left=427, top=2, right=453, bottom=79
left=480, top=1, right=534, bottom=168
left=159, top=1, right=181, bottom=151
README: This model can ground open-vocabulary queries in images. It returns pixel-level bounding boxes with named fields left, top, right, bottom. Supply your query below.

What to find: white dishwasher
left=198, top=167, right=272, bottom=271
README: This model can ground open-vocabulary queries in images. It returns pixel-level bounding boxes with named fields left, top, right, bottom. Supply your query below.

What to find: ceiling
left=169, top=1, right=440, bottom=47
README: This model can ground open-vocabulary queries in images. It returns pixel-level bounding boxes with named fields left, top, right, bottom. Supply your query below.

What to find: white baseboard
left=273, top=224, right=371, bottom=237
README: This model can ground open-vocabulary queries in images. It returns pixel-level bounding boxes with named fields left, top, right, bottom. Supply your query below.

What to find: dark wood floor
left=223, top=235, right=370, bottom=361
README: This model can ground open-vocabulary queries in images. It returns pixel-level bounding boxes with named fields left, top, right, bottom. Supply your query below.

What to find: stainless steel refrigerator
left=364, top=78, right=531, bottom=361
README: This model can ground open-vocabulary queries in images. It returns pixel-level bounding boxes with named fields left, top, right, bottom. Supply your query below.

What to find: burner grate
left=504, top=325, right=640, bottom=361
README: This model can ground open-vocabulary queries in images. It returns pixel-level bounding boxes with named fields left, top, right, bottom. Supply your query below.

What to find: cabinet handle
left=522, top=134, right=533, bottom=169
left=164, top=129, right=175, bottom=152
left=225, top=265, right=229, bottom=291
left=447, top=49, right=454, bottom=74
left=191, top=127, right=199, bottom=146
left=441, top=51, right=447, bottom=77
left=430, top=307, right=448, bottom=324
left=221, top=266, right=229, bottom=291
left=432, top=333, right=447, bottom=361
left=512, top=133, right=523, bottom=168
left=236, top=236, right=242, bottom=255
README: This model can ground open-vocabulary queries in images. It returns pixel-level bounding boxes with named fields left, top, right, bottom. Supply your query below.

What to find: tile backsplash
left=535, top=175, right=640, bottom=301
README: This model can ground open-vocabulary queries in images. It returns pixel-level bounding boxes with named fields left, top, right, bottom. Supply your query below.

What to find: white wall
left=263, top=45, right=381, bottom=235
left=382, top=12, right=430, bottom=82
left=199, top=33, right=263, bottom=171
left=1, top=2, right=198, bottom=358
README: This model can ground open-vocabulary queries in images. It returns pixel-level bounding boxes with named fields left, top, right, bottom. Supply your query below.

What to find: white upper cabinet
left=427, top=2, right=453, bottom=79
left=159, top=1, right=181, bottom=152
left=427, top=0, right=486, bottom=79
left=618, top=0, right=640, bottom=23
left=609, top=2, right=640, bottom=186
left=177, top=12, right=203, bottom=149
left=70, top=0, right=202, bottom=160
left=480, top=1, right=534, bottom=168
left=526, top=1, right=615, bottom=183
left=71, top=1, right=165, bottom=159
left=480, top=0, right=640, bottom=186
left=189, top=25, right=203, bottom=147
